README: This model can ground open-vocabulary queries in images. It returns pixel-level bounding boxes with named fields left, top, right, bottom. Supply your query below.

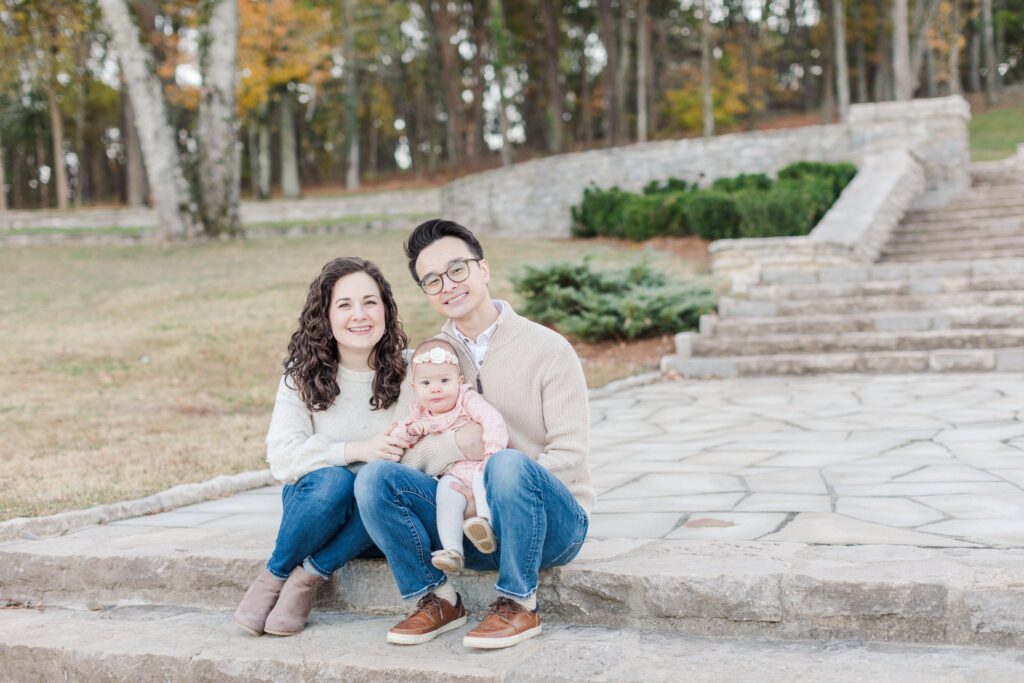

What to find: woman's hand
left=347, top=430, right=410, bottom=464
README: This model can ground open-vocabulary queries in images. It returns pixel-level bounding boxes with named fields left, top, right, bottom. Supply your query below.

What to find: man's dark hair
left=404, top=218, right=485, bottom=282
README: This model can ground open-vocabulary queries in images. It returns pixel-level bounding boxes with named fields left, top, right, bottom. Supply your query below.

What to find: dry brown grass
left=0, top=230, right=710, bottom=520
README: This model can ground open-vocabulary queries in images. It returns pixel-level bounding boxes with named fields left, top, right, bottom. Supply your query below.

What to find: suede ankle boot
left=233, top=568, right=285, bottom=636
left=263, top=566, right=326, bottom=636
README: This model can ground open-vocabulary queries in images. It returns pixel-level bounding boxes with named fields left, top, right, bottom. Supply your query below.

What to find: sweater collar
left=441, top=299, right=525, bottom=354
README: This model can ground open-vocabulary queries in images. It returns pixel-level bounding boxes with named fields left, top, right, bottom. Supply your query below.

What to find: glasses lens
left=421, top=276, right=443, bottom=294
left=447, top=262, right=470, bottom=282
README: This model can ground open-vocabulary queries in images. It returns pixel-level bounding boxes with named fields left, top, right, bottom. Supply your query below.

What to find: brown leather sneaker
left=386, top=592, right=468, bottom=645
left=462, top=596, right=541, bottom=649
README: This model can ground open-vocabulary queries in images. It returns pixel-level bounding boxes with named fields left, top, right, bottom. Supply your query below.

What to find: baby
left=390, top=339, right=509, bottom=573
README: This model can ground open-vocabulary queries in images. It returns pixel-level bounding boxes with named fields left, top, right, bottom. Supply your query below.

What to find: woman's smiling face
left=329, top=271, right=386, bottom=364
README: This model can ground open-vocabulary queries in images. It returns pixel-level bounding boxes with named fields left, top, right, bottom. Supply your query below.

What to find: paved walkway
left=114, top=373, right=1024, bottom=549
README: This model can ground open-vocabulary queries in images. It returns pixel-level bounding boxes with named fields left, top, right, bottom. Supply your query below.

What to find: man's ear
left=479, top=258, right=491, bottom=285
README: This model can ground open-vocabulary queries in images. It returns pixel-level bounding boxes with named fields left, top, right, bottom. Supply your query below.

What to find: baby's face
left=413, top=362, right=462, bottom=415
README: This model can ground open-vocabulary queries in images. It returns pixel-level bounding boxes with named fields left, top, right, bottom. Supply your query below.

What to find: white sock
left=510, top=593, right=537, bottom=611
left=431, top=581, right=458, bottom=605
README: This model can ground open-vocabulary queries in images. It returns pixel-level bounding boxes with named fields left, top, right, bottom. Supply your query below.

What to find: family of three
left=232, top=219, right=594, bottom=650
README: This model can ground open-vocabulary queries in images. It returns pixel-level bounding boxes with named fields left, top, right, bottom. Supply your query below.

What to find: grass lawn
left=969, top=91, right=1024, bottom=161
left=0, top=230, right=710, bottom=520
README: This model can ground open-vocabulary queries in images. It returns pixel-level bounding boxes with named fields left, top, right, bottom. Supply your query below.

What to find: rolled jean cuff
left=494, top=583, right=537, bottom=600
left=265, top=562, right=290, bottom=580
left=401, top=575, right=449, bottom=602
left=304, top=557, right=332, bottom=580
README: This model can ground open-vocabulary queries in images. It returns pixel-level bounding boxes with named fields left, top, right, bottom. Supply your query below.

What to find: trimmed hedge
left=571, top=162, right=857, bottom=241
left=511, top=259, right=716, bottom=343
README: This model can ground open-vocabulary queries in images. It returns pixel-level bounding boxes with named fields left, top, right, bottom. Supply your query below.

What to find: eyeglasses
left=417, top=258, right=482, bottom=295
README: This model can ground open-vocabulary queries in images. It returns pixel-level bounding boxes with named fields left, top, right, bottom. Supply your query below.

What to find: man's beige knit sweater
left=403, top=301, right=594, bottom=514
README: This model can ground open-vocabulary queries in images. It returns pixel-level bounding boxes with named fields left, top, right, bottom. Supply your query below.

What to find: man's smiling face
left=414, top=236, right=491, bottom=323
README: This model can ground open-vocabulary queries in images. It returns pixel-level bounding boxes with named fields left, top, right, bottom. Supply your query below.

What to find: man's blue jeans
left=266, top=466, right=376, bottom=579
left=355, top=449, right=589, bottom=600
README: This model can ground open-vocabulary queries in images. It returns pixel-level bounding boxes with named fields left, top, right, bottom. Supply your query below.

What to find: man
left=355, top=218, right=593, bottom=650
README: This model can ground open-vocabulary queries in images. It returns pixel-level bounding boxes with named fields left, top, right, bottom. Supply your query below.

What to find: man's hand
left=454, top=421, right=485, bottom=460
left=449, top=480, right=477, bottom=519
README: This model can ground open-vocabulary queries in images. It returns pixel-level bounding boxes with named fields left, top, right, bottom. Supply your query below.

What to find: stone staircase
left=3, top=514, right=1024, bottom=680
left=664, top=169, right=1024, bottom=378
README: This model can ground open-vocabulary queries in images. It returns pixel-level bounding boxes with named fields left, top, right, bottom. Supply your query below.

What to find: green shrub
left=778, top=161, right=857, bottom=196
left=711, top=173, right=773, bottom=193
left=511, top=259, right=716, bottom=342
left=642, top=177, right=694, bottom=195
left=571, top=186, right=630, bottom=238
left=682, top=191, right=740, bottom=240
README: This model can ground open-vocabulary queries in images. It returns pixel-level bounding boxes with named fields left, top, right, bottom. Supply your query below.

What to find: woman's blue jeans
left=354, top=449, right=589, bottom=600
left=266, top=466, right=376, bottom=579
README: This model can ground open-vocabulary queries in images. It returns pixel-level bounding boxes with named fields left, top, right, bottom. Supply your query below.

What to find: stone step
left=5, top=524, right=1024, bottom=647
left=907, top=206, right=1024, bottom=223
left=719, top=290, right=1024, bottom=318
left=707, top=306, right=1024, bottom=337
left=4, top=606, right=1022, bottom=683
left=745, top=275, right=1024, bottom=303
left=755, top=257, right=1024, bottom=287
left=663, top=347, right=1024, bottom=377
left=690, top=328, right=1024, bottom=357
left=893, top=217, right=1024, bottom=239
left=882, top=236, right=1024, bottom=258
left=884, top=247, right=1024, bottom=263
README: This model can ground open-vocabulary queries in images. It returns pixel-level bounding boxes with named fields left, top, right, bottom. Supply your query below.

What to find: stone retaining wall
left=710, top=149, right=927, bottom=289
left=441, top=95, right=970, bottom=236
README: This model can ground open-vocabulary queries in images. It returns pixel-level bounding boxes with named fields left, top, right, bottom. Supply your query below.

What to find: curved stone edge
left=587, top=371, right=663, bottom=399
left=0, top=469, right=276, bottom=544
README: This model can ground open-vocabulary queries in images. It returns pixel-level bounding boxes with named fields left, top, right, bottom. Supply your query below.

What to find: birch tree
left=197, top=0, right=241, bottom=236
left=833, top=0, right=850, bottom=122
left=98, top=0, right=197, bottom=239
left=893, top=0, right=914, bottom=99
left=701, top=0, right=714, bottom=137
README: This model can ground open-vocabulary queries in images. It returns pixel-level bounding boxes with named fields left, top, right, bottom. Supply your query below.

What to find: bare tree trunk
left=342, top=0, right=360, bottom=189
left=431, top=0, right=464, bottom=164
left=580, top=34, right=593, bottom=144
left=910, top=0, right=941, bottom=92
left=98, top=0, right=196, bottom=239
left=123, top=89, right=148, bottom=207
left=636, top=0, right=648, bottom=142
left=969, top=23, right=982, bottom=92
left=74, top=35, right=89, bottom=207
left=257, top=103, right=272, bottom=198
left=893, top=0, right=913, bottom=99
left=489, top=0, right=513, bottom=166
left=982, top=0, right=997, bottom=103
left=540, top=0, right=565, bottom=153
left=0, top=135, right=7, bottom=212
left=47, top=85, right=69, bottom=210
left=246, top=118, right=259, bottom=197
left=925, top=45, right=937, bottom=95
left=35, top=107, right=49, bottom=208
left=596, top=0, right=619, bottom=146
left=833, top=0, right=851, bottom=121
left=615, top=2, right=631, bottom=143
left=739, top=14, right=757, bottom=129
left=875, top=0, right=894, bottom=100
left=466, top=0, right=489, bottom=161
left=854, top=2, right=868, bottom=102
left=701, top=0, right=714, bottom=137
left=948, top=0, right=961, bottom=94
left=280, top=92, right=301, bottom=198
left=197, top=0, right=240, bottom=236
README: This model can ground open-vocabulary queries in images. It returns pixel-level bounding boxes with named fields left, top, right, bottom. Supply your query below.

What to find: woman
left=233, top=256, right=413, bottom=637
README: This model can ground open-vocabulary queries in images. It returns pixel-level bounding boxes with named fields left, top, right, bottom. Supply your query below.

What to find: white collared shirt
left=454, top=301, right=504, bottom=368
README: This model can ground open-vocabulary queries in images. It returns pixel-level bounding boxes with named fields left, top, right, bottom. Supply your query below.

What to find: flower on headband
left=413, top=347, right=459, bottom=365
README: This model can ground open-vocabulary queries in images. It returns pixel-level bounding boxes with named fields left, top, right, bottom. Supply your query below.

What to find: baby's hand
left=408, top=421, right=429, bottom=437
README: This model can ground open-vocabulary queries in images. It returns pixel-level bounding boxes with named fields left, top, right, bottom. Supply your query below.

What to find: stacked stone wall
left=441, top=95, right=971, bottom=237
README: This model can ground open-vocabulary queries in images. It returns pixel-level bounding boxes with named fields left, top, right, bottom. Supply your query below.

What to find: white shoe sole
left=463, top=518, right=497, bottom=554
left=463, top=624, right=542, bottom=649
left=386, top=615, right=468, bottom=645
left=431, top=557, right=464, bottom=573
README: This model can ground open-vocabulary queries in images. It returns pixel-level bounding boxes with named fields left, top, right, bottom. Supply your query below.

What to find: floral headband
left=412, top=347, right=460, bottom=366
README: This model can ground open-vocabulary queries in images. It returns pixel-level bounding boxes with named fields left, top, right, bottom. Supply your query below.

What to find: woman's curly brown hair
left=283, top=257, right=408, bottom=412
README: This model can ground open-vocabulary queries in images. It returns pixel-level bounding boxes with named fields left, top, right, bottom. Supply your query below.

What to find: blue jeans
left=355, top=449, right=589, bottom=600
left=266, top=466, right=377, bottom=579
